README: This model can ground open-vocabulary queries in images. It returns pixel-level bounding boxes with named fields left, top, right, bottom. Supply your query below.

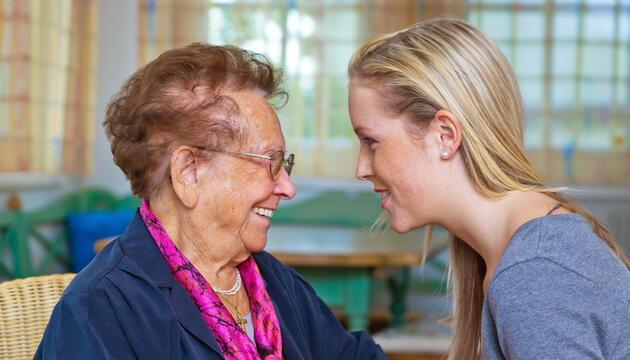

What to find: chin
left=390, top=220, right=413, bottom=234
left=246, top=235, right=268, bottom=253
left=390, top=215, right=423, bottom=234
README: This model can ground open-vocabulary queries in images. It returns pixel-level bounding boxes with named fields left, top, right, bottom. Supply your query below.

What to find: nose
left=355, top=149, right=373, bottom=181
left=273, top=168, right=297, bottom=200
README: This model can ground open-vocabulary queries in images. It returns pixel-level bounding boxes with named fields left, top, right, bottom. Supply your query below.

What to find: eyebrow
left=259, top=143, right=286, bottom=154
left=353, top=126, right=366, bottom=135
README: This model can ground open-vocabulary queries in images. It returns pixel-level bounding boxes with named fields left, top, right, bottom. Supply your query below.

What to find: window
left=138, top=0, right=630, bottom=186
left=469, top=0, right=630, bottom=185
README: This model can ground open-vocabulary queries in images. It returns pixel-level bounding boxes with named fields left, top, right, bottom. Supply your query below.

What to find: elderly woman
left=35, top=43, right=385, bottom=360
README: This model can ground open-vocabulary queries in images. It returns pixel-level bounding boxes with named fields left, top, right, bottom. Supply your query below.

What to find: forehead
left=349, top=82, right=392, bottom=129
left=229, top=89, right=284, bottom=149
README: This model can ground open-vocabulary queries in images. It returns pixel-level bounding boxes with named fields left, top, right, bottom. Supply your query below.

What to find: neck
left=148, top=190, right=249, bottom=289
left=438, top=186, right=558, bottom=292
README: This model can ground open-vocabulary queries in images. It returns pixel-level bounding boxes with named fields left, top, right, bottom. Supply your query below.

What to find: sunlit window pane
left=481, top=10, right=512, bottom=41
left=520, top=79, right=544, bottom=109
left=495, top=41, right=513, bottom=64
left=326, top=43, right=355, bottom=76
left=580, top=109, right=611, bottom=150
left=550, top=116, right=575, bottom=149
left=524, top=114, right=543, bottom=148
left=582, top=79, right=613, bottom=108
left=468, top=10, right=482, bottom=27
left=584, top=11, right=615, bottom=41
left=552, top=80, right=576, bottom=109
left=620, top=11, right=630, bottom=42
left=582, top=44, right=614, bottom=79
left=618, top=45, right=629, bottom=79
left=322, top=9, right=357, bottom=41
left=518, top=0, right=545, bottom=5
left=553, top=11, right=579, bottom=40
left=208, top=8, right=232, bottom=44
left=516, top=11, right=545, bottom=41
left=515, top=44, right=544, bottom=77
left=585, top=0, right=616, bottom=6
left=616, top=81, right=628, bottom=106
left=552, top=43, right=577, bottom=76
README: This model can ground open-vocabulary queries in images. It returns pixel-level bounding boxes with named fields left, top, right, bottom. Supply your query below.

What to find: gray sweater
left=482, top=214, right=630, bottom=359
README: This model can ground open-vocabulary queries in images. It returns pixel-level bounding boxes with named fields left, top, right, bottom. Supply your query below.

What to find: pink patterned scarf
left=139, top=200, right=282, bottom=359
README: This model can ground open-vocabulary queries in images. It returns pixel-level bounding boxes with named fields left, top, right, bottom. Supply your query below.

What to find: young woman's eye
left=361, top=137, right=376, bottom=146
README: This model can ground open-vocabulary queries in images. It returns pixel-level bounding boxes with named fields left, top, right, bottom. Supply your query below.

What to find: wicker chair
left=0, top=273, right=76, bottom=360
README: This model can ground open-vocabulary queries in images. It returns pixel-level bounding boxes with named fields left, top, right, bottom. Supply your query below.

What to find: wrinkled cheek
left=239, top=216, right=269, bottom=252
left=208, top=189, right=246, bottom=231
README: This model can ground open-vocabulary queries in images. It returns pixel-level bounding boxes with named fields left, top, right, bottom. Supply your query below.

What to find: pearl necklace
left=211, top=268, right=242, bottom=296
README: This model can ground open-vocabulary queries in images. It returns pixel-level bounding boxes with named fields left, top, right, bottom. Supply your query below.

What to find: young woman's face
left=348, top=81, right=442, bottom=233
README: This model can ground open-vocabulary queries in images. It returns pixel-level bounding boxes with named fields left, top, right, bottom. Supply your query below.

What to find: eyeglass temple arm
left=204, top=148, right=273, bottom=161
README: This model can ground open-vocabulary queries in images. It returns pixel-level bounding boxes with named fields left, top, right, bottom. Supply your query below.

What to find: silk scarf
left=139, top=200, right=282, bottom=359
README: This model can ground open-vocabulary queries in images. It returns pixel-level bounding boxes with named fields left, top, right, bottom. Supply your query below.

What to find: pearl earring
left=440, top=151, right=450, bottom=160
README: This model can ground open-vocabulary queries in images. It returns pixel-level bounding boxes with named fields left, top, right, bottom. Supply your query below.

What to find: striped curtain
left=0, top=0, right=98, bottom=174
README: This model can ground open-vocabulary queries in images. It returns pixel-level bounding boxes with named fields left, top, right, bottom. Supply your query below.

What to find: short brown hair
left=103, top=43, right=287, bottom=199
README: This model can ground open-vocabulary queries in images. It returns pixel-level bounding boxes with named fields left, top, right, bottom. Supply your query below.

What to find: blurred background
left=1, top=1, right=629, bottom=359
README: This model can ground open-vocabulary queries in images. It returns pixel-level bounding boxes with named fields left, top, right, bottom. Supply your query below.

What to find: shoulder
left=61, top=239, right=125, bottom=307
left=486, top=214, right=630, bottom=356
left=493, top=214, right=630, bottom=293
left=57, top=235, right=169, bottom=326
left=251, top=250, right=328, bottom=312
left=486, top=255, right=630, bottom=358
left=252, top=250, right=311, bottom=291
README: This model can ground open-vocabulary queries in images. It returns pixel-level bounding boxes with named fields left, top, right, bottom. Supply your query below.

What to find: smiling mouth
left=253, top=207, right=274, bottom=218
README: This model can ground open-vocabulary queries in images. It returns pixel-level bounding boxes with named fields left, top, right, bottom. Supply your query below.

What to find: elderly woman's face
left=197, top=90, right=296, bottom=253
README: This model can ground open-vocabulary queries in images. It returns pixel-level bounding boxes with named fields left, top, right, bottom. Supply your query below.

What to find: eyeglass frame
left=194, top=147, right=295, bottom=179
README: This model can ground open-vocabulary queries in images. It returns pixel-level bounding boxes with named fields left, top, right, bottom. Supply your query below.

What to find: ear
left=432, top=109, right=462, bottom=160
left=170, top=146, right=200, bottom=209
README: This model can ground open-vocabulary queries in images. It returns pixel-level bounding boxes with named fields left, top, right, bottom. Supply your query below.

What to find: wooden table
left=264, top=224, right=448, bottom=331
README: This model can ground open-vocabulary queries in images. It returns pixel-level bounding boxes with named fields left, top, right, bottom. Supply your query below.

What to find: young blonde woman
left=347, top=18, right=630, bottom=359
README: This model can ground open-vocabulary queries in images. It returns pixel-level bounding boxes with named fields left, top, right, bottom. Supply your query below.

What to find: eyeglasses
left=195, top=147, right=295, bottom=179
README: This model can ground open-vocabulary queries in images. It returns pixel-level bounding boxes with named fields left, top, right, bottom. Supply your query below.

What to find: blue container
left=66, top=210, right=135, bottom=272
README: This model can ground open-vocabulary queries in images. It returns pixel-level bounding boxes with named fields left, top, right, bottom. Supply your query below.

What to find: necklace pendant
left=236, top=316, right=247, bottom=332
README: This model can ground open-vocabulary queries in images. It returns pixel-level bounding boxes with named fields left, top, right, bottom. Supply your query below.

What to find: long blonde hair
left=349, top=18, right=630, bottom=360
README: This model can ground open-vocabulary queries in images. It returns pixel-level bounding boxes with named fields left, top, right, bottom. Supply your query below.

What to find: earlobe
left=170, top=146, right=200, bottom=209
left=434, top=109, right=462, bottom=160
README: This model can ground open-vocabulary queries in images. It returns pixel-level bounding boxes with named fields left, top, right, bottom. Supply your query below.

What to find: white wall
left=81, top=0, right=138, bottom=195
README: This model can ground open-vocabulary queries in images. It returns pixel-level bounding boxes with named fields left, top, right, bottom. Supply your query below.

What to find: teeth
left=253, top=207, right=274, bottom=218
left=379, top=191, right=389, bottom=199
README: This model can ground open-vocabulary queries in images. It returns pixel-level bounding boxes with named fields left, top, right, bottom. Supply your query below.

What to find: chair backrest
left=0, top=273, right=76, bottom=360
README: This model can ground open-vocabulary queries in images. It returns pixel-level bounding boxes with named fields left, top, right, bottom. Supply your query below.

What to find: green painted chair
left=0, top=188, right=139, bottom=279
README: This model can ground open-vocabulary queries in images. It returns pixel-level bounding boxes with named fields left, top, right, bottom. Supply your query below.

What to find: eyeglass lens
left=271, top=151, right=294, bottom=178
